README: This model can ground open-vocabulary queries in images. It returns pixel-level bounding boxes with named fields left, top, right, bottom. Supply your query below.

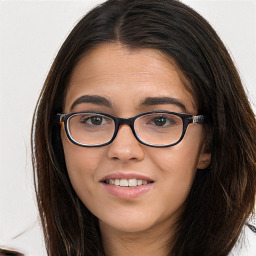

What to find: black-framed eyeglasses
left=57, top=111, right=208, bottom=148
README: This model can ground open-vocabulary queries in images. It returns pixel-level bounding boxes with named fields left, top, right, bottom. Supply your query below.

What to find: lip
left=100, top=172, right=154, bottom=182
left=100, top=172, right=154, bottom=200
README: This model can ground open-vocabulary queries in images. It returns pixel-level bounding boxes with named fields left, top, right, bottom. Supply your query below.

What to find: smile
left=100, top=173, right=154, bottom=199
left=104, top=178, right=152, bottom=187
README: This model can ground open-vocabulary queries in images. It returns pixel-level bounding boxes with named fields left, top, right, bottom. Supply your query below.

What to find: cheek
left=61, top=129, right=104, bottom=196
left=152, top=140, right=202, bottom=178
left=152, top=146, right=198, bottom=201
left=148, top=127, right=204, bottom=203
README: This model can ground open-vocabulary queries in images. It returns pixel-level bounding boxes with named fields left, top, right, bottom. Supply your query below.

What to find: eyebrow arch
left=70, top=95, right=112, bottom=110
left=141, top=97, right=187, bottom=111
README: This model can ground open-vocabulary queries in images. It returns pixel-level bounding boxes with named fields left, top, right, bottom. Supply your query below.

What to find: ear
left=197, top=135, right=211, bottom=169
left=197, top=150, right=211, bottom=169
left=197, top=125, right=212, bottom=170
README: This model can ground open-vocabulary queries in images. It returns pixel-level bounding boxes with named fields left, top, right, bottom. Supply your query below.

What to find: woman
left=31, top=0, right=256, bottom=255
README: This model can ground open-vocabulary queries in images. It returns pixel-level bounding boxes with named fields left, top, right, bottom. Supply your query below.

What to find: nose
left=107, top=124, right=145, bottom=161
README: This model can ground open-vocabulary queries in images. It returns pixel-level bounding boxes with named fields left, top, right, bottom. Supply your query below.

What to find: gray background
left=0, top=0, right=255, bottom=255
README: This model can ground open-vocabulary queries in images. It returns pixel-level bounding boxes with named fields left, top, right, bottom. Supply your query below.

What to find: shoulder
left=229, top=217, right=256, bottom=256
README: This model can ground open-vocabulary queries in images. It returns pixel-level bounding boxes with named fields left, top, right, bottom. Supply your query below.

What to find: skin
left=61, top=43, right=211, bottom=256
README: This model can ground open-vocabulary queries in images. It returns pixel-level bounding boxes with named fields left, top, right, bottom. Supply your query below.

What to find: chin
left=101, top=219, right=155, bottom=233
left=98, top=209, right=164, bottom=234
left=96, top=203, right=182, bottom=236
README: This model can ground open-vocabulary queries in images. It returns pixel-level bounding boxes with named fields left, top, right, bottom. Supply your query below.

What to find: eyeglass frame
left=57, top=110, right=209, bottom=148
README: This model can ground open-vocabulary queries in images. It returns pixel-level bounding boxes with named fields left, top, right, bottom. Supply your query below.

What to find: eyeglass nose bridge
left=112, top=116, right=139, bottom=142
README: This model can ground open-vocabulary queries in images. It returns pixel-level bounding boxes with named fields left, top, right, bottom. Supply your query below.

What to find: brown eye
left=79, top=115, right=108, bottom=126
left=90, top=116, right=103, bottom=125
left=153, top=116, right=167, bottom=126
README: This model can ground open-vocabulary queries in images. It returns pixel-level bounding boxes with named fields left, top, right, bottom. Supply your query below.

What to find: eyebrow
left=141, top=97, right=187, bottom=111
left=70, top=95, right=112, bottom=110
left=70, top=95, right=187, bottom=112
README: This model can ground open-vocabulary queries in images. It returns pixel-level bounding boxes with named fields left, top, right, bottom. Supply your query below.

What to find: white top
left=229, top=219, right=256, bottom=256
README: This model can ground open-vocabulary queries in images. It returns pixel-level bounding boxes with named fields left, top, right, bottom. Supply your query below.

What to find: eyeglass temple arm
left=57, top=113, right=65, bottom=123
left=192, top=115, right=208, bottom=124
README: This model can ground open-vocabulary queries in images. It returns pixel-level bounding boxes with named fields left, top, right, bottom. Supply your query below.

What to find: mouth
left=103, top=178, right=154, bottom=187
left=100, top=173, right=154, bottom=199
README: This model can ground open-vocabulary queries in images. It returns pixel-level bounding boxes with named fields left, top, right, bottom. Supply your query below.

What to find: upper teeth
left=105, top=178, right=149, bottom=187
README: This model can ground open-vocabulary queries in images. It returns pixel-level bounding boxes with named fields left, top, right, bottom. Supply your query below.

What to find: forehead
left=64, top=43, right=196, bottom=114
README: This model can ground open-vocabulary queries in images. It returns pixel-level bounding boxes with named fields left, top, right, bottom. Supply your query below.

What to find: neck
left=100, top=219, right=175, bottom=256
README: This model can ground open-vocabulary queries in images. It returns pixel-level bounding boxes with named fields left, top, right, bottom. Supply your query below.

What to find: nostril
left=106, top=125, right=145, bottom=161
left=107, top=142, right=145, bottom=161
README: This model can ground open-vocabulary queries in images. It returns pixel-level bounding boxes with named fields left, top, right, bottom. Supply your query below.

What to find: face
left=61, top=43, right=210, bottom=235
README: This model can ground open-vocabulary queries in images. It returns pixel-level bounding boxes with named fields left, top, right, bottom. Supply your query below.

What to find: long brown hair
left=31, top=0, right=256, bottom=255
